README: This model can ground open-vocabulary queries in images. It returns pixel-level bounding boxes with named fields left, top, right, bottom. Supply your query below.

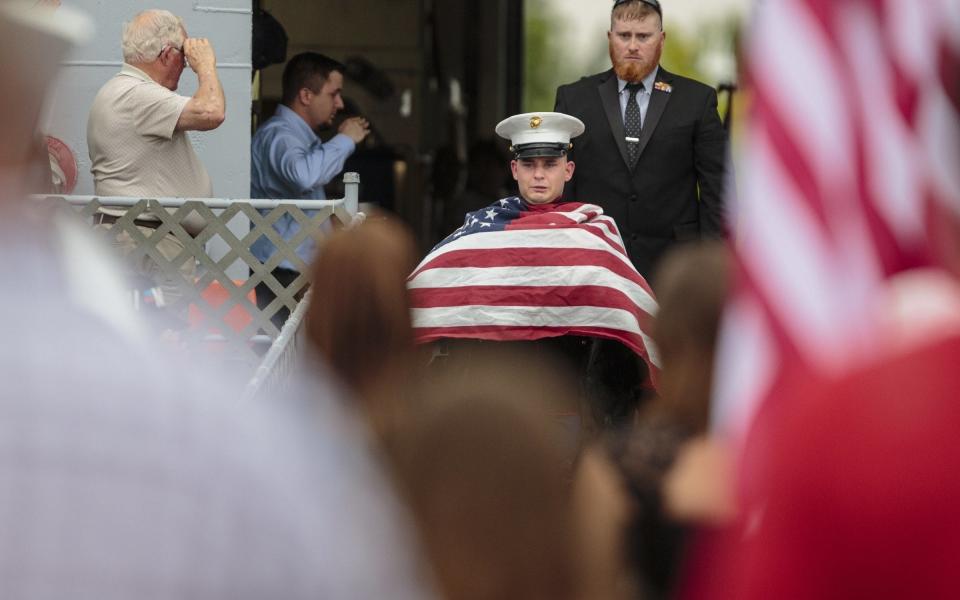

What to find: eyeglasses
left=612, top=0, right=662, bottom=18
left=162, top=43, right=184, bottom=55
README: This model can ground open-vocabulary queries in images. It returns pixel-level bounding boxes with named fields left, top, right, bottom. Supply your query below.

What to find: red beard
left=609, top=42, right=652, bottom=83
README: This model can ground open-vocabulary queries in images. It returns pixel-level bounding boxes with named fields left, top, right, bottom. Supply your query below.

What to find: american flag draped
left=408, top=197, right=661, bottom=379
left=713, top=0, right=960, bottom=442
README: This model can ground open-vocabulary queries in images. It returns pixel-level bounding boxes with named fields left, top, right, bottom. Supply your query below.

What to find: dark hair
left=392, top=348, right=579, bottom=600
left=281, top=51, right=345, bottom=105
left=650, top=241, right=730, bottom=432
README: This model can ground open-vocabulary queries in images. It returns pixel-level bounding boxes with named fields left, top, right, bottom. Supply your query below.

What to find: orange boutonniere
left=654, top=81, right=672, bottom=93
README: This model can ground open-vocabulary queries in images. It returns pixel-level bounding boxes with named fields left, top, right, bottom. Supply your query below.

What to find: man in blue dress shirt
left=250, top=52, right=370, bottom=328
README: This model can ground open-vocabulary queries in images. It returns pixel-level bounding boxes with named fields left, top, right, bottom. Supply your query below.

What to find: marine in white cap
left=495, top=111, right=585, bottom=205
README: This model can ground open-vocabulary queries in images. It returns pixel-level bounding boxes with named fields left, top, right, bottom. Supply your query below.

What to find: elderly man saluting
left=87, top=8, right=225, bottom=309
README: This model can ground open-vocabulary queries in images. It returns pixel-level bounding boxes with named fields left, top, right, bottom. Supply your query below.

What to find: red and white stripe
left=408, top=202, right=660, bottom=378
left=714, top=0, right=960, bottom=441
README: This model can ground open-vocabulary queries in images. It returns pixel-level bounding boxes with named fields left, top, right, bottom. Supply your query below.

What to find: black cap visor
left=512, top=142, right=569, bottom=159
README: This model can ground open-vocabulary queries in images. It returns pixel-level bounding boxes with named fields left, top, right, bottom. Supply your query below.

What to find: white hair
left=121, top=9, right=184, bottom=63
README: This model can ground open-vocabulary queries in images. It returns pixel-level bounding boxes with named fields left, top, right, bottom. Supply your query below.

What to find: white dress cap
left=495, top=112, right=585, bottom=158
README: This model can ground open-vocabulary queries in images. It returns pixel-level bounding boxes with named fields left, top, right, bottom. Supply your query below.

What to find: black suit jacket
left=555, top=67, right=727, bottom=278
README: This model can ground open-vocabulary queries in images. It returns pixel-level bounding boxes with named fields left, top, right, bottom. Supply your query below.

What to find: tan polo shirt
left=87, top=64, right=211, bottom=232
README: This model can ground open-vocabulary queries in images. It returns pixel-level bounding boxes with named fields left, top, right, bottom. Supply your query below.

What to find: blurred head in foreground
left=650, top=241, right=731, bottom=433
left=392, top=349, right=585, bottom=600
left=305, top=214, right=420, bottom=438
left=594, top=242, right=732, bottom=598
left=0, top=345, right=434, bottom=600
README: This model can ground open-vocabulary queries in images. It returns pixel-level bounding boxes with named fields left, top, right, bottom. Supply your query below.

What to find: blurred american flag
left=713, top=0, right=960, bottom=442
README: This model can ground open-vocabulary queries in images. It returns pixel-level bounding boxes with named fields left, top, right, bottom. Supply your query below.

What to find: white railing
left=32, top=173, right=359, bottom=378
left=244, top=289, right=312, bottom=400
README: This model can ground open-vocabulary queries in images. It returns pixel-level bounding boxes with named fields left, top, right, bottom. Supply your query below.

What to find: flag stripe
left=583, top=218, right=629, bottom=254
left=409, top=197, right=660, bottom=379
left=714, top=0, right=960, bottom=446
left=410, top=285, right=654, bottom=330
left=410, top=247, right=652, bottom=293
left=409, top=265, right=657, bottom=316
left=411, top=227, right=636, bottom=278
left=414, top=304, right=645, bottom=336
left=503, top=221, right=628, bottom=256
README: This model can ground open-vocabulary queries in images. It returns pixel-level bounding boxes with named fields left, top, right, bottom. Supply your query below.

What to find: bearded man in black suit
left=555, top=0, right=728, bottom=279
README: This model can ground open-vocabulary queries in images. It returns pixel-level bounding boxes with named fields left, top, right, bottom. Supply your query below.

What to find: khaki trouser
left=95, top=223, right=198, bottom=311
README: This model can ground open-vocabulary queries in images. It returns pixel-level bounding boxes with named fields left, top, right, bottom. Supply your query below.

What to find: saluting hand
left=184, top=38, right=217, bottom=74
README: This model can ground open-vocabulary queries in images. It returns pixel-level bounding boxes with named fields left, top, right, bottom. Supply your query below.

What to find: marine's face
left=608, top=16, right=664, bottom=82
left=510, top=156, right=575, bottom=205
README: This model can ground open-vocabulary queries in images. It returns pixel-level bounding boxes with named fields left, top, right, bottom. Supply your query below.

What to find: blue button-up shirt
left=250, top=104, right=356, bottom=270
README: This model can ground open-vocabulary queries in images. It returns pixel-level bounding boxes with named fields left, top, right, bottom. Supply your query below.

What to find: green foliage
left=523, top=0, right=578, bottom=112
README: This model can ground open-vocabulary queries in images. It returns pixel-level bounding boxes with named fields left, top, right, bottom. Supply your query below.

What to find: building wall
left=44, top=0, right=252, bottom=200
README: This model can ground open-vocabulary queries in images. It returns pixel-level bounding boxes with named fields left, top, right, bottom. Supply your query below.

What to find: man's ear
left=510, top=159, right=519, bottom=181
left=297, top=87, right=312, bottom=107
left=565, top=160, right=575, bottom=182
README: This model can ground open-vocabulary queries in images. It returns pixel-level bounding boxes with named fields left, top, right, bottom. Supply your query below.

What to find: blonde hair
left=121, top=9, right=185, bottom=63
left=611, top=1, right=662, bottom=31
